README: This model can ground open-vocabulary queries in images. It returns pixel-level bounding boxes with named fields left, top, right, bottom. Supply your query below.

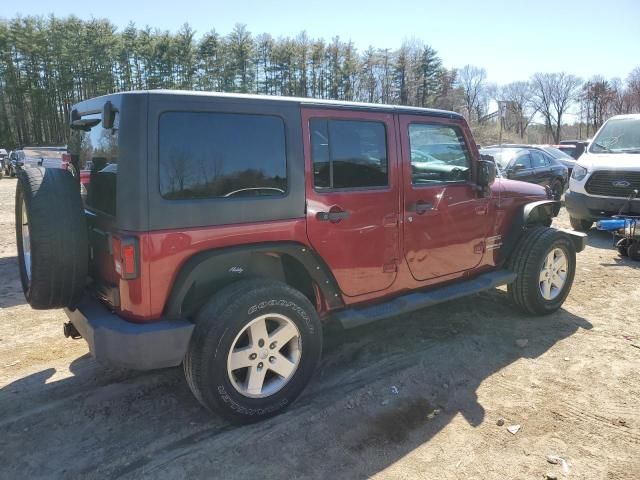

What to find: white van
left=565, top=114, right=640, bottom=231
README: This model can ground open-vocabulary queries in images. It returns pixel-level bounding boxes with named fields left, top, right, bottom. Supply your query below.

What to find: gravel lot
left=1, top=176, right=639, bottom=479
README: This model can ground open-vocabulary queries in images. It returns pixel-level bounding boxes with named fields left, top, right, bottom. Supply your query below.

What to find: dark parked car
left=5, top=150, right=21, bottom=177
left=557, top=140, right=588, bottom=160
left=481, top=145, right=569, bottom=200
left=0, top=149, right=7, bottom=178
left=5, top=146, right=72, bottom=177
left=539, top=145, right=577, bottom=174
left=15, top=91, right=585, bottom=423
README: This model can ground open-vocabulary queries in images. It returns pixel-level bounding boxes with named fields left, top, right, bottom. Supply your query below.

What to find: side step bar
left=335, top=270, right=517, bottom=329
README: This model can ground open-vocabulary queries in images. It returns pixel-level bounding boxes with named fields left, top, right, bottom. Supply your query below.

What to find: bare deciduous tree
left=500, top=81, right=538, bottom=138
left=531, top=72, right=582, bottom=143
left=457, top=65, right=487, bottom=123
left=627, top=67, right=640, bottom=111
left=610, top=77, right=635, bottom=115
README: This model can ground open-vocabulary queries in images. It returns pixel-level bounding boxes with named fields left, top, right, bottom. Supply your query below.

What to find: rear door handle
left=317, top=210, right=350, bottom=222
left=410, top=201, right=434, bottom=214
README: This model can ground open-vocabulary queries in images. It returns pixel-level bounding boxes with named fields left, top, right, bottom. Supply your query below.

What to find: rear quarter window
left=159, top=112, right=287, bottom=199
left=69, top=112, right=119, bottom=216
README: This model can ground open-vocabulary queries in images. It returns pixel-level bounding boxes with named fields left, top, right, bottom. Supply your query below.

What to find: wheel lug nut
left=269, top=356, right=276, bottom=364
left=258, top=339, right=265, bottom=348
left=269, top=342, right=276, bottom=349
left=257, top=362, right=263, bottom=369
left=249, top=353, right=257, bottom=360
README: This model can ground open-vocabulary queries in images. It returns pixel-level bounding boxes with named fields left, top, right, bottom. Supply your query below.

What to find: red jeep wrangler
left=15, top=91, right=585, bottom=423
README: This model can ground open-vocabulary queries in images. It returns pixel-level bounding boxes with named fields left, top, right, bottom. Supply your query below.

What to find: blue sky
left=5, top=0, right=640, bottom=85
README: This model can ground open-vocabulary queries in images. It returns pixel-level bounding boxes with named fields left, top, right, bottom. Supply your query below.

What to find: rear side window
left=515, top=153, right=533, bottom=169
left=159, top=112, right=287, bottom=199
left=409, top=124, right=471, bottom=184
left=531, top=150, right=548, bottom=168
left=69, top=112, right=119, bottom=216
left=310, top=119, right=388, bottom=189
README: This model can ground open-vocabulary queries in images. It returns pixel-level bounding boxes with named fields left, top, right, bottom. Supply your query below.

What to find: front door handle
left=317, top=210, right=350, bottom=222
left=410, top=201, right=434, bottom=214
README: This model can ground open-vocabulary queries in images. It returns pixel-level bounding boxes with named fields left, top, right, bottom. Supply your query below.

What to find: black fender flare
left=164, top=242, right=343, bottom=320
left=497, top=200, right=560, bottom=266
left=522, top=199, right=560, bottom=222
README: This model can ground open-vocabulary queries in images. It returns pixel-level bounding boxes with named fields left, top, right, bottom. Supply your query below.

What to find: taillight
left=113, top=237, right=139, bottom=279
left=61, top=153, right=71, bottom=170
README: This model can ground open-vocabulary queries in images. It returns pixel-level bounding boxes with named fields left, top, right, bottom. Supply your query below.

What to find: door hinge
left=475, top=205, right=488, bottom=215
left=383, top=213, right=399, bottom=227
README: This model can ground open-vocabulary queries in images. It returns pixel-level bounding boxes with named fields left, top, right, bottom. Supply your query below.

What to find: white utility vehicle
left=566, top=114, right=640, bottom=231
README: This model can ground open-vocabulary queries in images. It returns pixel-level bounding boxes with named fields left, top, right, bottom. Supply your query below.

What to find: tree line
left=1, top=15, right=639, bottom=148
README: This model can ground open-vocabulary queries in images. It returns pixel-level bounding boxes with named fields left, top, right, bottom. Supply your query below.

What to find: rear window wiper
left=71, top=118, right=101, bottom=131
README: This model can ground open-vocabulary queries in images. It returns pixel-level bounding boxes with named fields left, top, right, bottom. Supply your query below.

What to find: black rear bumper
left=64, top=297, right=194, bottom=370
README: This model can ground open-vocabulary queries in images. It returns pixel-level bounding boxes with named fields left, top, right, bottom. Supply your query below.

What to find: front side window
left=159, top=112, right=287, bottom=199
left=409, top=123, right=471, bottom=184
left=310, top=119, right=388, bottom=189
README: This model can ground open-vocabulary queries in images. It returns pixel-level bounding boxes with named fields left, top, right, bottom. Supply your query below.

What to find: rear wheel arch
left=164, top=242, right=343, bottom=321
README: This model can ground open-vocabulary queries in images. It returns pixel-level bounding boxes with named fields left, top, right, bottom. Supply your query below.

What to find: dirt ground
left=1, top=176, right=639, bottom=480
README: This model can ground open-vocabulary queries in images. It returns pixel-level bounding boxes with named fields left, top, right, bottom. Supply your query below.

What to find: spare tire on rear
left=15, top=167, right=88, bottom=309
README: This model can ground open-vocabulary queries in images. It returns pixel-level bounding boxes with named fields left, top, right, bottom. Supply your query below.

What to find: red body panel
left=122, top=219, right=310, bottom=322
left=398, top=114, right=492, bottom=280
left=108, top=110, right=547, bottom=323
left=302, top=108, right=401, bottom=297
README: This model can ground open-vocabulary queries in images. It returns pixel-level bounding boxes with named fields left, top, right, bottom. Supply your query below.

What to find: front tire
left=184, top=279, right=322, bottom=423
left=570, top=216, right=593, bottom=232
left=507, top=227, right=576, bottom=315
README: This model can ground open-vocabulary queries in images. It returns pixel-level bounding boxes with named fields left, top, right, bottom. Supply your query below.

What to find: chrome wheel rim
left=539, top=247, right=567, bottom=300
left=21, top=200, right=32, bottom=282
left=227, top=313, right=301, bottom=398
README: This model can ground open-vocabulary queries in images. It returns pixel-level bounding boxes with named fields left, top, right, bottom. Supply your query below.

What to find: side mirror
left=477, top=159, right=496, bottom=188
left=512, top=163, right=525, bottom=172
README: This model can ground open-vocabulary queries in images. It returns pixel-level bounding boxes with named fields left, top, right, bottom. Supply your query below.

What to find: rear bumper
left=64, top=296, right=194, bottom=370
left=565, top=190, right=640, bottom=221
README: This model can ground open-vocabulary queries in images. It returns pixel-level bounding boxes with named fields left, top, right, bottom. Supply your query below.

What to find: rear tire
left=184, top=278, right=322, bottom=423
left=15, top=167, right=88, bottom=309
left=570, top=216, right=593, bottom=232
left=628, top=241, right=640, bottom=261
left=507, top=227, right=576, bottom=315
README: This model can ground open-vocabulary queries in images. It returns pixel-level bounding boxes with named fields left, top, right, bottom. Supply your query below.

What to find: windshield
left=589, top=117, right=640, bottom=154
left=479, top=148, right=522, bottom=170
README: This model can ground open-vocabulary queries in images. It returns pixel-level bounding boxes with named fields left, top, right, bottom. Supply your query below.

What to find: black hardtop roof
left=74, top=90, right=464, bottom=120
